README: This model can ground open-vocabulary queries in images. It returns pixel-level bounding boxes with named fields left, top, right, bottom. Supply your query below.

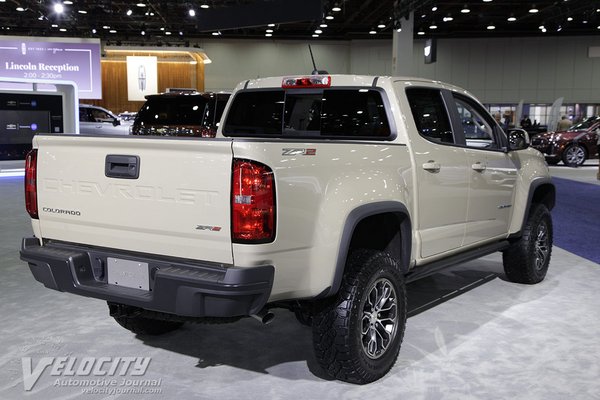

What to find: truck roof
left=235, top=74, right=472, bottom=98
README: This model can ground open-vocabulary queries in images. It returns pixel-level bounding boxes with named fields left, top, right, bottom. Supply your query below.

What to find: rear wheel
left=562, top=144, right=586, bottom=167
left=312, top=249, right=407, bottom=384
left=503, top=204, right=553, bottom=284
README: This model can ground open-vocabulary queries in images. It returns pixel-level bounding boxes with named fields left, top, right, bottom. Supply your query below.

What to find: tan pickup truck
left=21, top=74, right=555, bottom=384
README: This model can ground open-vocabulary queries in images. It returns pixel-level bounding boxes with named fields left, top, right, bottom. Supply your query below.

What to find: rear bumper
left=20, top=237, right=274, bottom=318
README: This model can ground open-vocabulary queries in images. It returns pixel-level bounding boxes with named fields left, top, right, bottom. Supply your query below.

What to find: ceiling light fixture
left=63, top=0, right=72, bottom=4
left=429, top=24, right=437, bottom=29
left=567, top=17, right=573, bottom=21
left=369, top=30, right=377, bottom=34
left=188, top=9, right=195, bottom=17
left=315, top=29, right=322, bottom=34
left=92, top=28, right=96, bottom=34
left=109, top=29, right=117, bottom=33
left=529, top=6, right=539, bottom=13
left=507, top=16, right=516, bottom=21
left=443, top=16, right=453, bottom=22
left=59, top=28, right=66, bottom=32
left=78, top=10, right=87, bottom=14
left=15, top=6, right=25, bottom=12
left=266, top=29, right=273, bottom=33
left=200, top=4, right=209, bottom=9
left=320, top=24, right=327, bottom=28
left=141, top=30, right=145, bottom=35
left=461, top=6, right=470, bottom=13
left=126, top=9, right=132, bottom=16
left=432, top=6, right=437, bottom=11
left=265, top=33, right=272, bottom=37
left=487, top=25, right=495, bottom=29
left=136, top=3, right=146, bottom=7
left=268, top=23, right=275, bottom=27
left=312, top=34, right=319, bottom=37
left=53, top=3, right=64, bottom=13
left=377, top=23, right=386, bottom=28
left=417, top=31, right=425, bottom=35
left=325, top=15, right=334, bottom=20
left=332, top=5, right=341, bottom=12
left=483, top=0, right=493, bottom=2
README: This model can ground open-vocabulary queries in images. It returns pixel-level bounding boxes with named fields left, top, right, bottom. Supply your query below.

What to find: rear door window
left=223, top=89, right=392, bottom=139
left=405, top=88, right=454, bottom=144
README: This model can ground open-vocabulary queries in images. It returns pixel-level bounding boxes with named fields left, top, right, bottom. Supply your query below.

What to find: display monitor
left=0, top=93, right=63, bottom=160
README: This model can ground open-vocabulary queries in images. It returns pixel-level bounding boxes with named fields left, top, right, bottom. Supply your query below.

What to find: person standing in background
left=557, top=115, right=572, bottom=131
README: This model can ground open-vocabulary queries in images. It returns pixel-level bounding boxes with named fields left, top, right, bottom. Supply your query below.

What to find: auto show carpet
left=551, top=177, right=600, bottom=264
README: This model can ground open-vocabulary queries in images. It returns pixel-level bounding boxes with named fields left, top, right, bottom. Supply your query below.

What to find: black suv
left=131, top=91, right=231, bottom=137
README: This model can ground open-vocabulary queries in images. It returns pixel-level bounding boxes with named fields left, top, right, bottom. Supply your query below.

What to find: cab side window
left=453, top=95, right=497, bottom=149
left=406, top=88, right=454, bottom=144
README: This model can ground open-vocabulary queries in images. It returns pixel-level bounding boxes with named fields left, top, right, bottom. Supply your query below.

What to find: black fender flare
left=321, top=201, right=412, bottom=298
left=510, top=177, right=555, bottom=240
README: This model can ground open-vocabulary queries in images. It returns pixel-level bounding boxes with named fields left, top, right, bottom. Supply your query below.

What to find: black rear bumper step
left=20, top=237, right=274, bottom=318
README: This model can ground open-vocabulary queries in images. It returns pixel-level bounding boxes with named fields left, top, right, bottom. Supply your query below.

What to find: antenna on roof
left=308, top=44, right=328, bottom=75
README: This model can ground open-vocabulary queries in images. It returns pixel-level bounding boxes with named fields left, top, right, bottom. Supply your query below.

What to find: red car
left=531, top=116, right=600, bottom=166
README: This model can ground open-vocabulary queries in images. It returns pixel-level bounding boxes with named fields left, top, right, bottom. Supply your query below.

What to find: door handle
left=472, top=162, right=486, bottom=172
left=422, top=161, right=441, bottom=172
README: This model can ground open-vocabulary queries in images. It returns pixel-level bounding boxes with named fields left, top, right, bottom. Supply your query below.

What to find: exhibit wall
left=199, top=36, right=600, bottom=104
left=88, top=59, right=204, bottom=113
left=201, top=39, right=351, bottom=91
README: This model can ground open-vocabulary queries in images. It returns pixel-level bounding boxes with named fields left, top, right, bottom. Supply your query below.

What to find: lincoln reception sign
left=0, top=36, right=101, bottom=99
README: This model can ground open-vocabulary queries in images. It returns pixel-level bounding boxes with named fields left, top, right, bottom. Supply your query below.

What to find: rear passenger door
left=404, top=87, right=469, bottom=258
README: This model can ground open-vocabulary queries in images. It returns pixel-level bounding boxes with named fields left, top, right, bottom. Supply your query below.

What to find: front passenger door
left=449, top=94, right=518, bottom=245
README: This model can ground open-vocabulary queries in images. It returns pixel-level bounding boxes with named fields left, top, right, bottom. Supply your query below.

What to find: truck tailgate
left=34, top=135, right=234, bottom=264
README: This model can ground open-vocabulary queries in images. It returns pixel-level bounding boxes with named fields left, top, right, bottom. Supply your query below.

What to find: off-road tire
left=503, top=204, right=553, bottom=284
left=312, top=249, right=407, bottom=384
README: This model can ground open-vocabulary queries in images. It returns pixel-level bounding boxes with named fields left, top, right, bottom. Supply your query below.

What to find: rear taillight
left=25, top=149, right=38, bottom=219
left=231, top=159, right=275, bottom=243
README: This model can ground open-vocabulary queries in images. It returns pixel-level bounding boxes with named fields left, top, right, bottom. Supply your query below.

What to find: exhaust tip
left=251, top=310, right=275, bottom=325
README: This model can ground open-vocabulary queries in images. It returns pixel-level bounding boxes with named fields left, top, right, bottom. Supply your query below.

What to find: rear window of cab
left=223, top=89, right=392, bottom=139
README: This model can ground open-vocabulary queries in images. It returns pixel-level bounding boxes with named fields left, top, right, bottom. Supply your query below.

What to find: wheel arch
left=324, top=201, right=412, bottom=298
left=510, top=178, right=555, bottom=239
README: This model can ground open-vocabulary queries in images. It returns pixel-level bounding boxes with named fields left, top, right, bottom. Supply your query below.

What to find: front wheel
left=562, top=144, right=586, bottom=167
left=503, top=204, right=553, bottom=284
left=312, top=249, right=407, bottom=384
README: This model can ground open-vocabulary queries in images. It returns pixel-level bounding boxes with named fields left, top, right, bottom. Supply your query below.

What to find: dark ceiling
left=0, top=0, right=599, bottom=45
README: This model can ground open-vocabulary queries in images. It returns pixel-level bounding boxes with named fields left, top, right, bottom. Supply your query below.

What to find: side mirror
left=507, top=128, right=530, bottom=151
left=113, top=119, right=121, bottom=127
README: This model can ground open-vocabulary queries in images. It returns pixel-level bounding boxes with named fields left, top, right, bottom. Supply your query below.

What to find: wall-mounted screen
left=0, top=92, right=63, bottom=160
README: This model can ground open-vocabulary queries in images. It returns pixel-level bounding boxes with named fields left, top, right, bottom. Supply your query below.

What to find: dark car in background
left=131, top=91, right=231, bottom=137
left=531, top=116, right=599, bottom=166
